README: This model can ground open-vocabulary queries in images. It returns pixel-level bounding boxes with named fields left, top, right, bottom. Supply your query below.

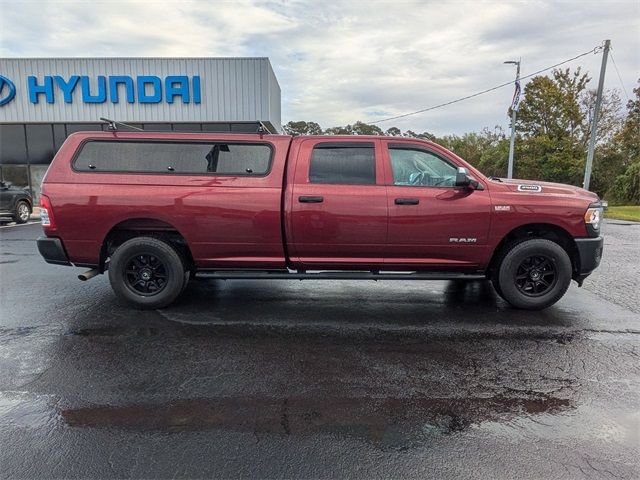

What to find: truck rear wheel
left=495, top=238, right=572, bottom=310
left=108, top=236, right=186, bottom=309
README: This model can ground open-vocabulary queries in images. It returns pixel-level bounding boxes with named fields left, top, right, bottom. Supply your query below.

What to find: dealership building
left=0, top=57, right=282, bottom=200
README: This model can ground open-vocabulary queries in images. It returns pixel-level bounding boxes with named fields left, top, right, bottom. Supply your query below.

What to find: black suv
left=0, top=181, right=33, bottom=224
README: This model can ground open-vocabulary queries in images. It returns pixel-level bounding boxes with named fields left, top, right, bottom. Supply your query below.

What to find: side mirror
left=455, top=167, right=479, bottom=190
left=455, top=167, right=470, bottom=187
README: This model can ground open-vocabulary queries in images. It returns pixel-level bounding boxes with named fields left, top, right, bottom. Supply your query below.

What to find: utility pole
left=505, top=60, right=521, bottom=179
left=583, top=40, right=610, bottom=191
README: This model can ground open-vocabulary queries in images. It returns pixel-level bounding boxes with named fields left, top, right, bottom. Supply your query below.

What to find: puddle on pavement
left=478, top=404, right=640, bottom=450
left=0, top=325, right=60, bottom=383
left=60, top=394, right=571, bottom=449
left=0, top=391, right=61, bottom=430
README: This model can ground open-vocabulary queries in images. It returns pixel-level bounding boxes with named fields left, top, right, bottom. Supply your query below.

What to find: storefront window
left=0, top=165, right=29, bottom=189
left=26, top=124, right=55, bottom=164
left=0, top=125, right=27, bottom=164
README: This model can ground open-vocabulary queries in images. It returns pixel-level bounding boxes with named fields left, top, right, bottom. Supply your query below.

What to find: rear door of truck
left=284, top=137, right=388, bottom=270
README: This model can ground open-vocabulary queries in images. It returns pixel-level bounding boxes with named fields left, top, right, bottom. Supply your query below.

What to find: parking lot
left=1, top=221, right=638, bottom=479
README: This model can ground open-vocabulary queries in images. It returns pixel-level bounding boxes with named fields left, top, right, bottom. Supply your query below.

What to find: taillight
left=39, top=194, right=56, bottom=230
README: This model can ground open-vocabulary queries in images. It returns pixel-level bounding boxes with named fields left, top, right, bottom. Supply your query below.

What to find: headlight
left=584, top=208, right=602, bottom=229
left=584, top=204, right=603, bottom=236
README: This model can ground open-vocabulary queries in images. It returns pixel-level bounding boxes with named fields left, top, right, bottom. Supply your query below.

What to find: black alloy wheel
left=514, top=255, right=557, bottom=297
left=124, top=253, right=168, bottom=296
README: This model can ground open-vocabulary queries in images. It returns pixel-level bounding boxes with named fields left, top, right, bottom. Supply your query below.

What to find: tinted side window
left=74, top=141, right=272, bottom=175
left=309, top=144, right=375, bottom=185
left=389, top=147, right=458, bottom=187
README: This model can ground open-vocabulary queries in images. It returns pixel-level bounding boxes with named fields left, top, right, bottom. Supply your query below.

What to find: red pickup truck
left=37, top=130, right=604, bottom=310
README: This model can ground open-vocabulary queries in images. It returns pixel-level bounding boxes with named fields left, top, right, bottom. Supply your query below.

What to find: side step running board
left=196, top=271, right=486, bottom=281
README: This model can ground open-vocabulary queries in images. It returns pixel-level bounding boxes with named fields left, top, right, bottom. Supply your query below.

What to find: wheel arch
left=487, top=223, right=579, bottom=277
left=99, top=218, right=195, bottom=273
left=15, top=195, right=32, bottom=210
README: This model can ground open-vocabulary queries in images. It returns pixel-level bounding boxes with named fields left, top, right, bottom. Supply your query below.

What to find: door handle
left=299, top=196, right=324, bottom=203
left=395, top=198, right=419, bottom=205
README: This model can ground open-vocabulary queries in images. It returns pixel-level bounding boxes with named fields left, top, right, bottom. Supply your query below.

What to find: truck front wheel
left=494, top=238, right=572, bottom=310
left=108, top=236, right=186, bottom=309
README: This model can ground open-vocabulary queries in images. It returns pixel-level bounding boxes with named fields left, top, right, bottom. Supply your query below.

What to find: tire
left=495, top=238, right=572, bottom=310
left=108, top=236, right=186, bottom=309
left=13, top=200, right=31, bottom=224
left=181, top=270, right=191, bottom=293
left=490, top=272, right=504, bottom=299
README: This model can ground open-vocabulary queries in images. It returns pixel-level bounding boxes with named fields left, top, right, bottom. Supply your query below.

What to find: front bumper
left=37, top=237, right=72, bottom=266
left=575, top=236, right=604, bottom=275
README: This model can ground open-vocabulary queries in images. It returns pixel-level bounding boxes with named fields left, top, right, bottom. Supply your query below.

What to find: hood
left=494, top=178, right=599, bottom=202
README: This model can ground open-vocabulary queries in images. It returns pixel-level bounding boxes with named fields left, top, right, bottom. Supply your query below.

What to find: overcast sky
left=1, top=0, right=638, bottom=135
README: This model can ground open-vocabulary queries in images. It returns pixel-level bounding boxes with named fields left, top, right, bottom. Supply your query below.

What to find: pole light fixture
left=504, top=60, right=521, bottom=179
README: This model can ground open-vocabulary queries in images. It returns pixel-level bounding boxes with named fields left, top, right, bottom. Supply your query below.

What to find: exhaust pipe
left=78, top=269, right=100, bottom=281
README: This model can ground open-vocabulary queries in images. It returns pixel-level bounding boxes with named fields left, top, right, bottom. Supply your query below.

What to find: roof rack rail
left=99, top=117, right=144, bottom=131
left=99, top=118, right=274, bottom=135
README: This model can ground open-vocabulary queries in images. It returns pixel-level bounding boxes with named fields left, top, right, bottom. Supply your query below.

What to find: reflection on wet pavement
left=62, top=322, right=578, bottom=345
left=61, top=394, right=572, bottom=446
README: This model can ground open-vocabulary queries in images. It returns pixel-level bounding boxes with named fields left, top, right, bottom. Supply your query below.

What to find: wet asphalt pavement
left=0, top=222, right=639, bottom=479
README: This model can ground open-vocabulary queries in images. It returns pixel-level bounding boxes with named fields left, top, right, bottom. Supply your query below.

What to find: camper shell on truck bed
left=38, top=130, right=604, bottom=310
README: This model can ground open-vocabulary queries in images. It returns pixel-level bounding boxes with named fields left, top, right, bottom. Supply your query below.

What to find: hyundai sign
left=0, top=75, right=17, bottom=106
left=26, top=75, right=201, bottom=104
left=0, top=57, right=282, bottom=131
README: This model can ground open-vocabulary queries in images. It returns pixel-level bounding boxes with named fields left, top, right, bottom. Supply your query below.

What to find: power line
left=370, top=46, right=602, bottom=125
left=609, top=49, right=630, bottom=102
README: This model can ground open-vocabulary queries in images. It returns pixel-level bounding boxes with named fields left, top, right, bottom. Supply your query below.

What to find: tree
left=513, top=68, right=623, bottom=189
left=478, top=138, right=510, bottom=178
left=324, top=121, right=384, bottom=136
left=605, top=79, right=640, bottom=204
left=404, top=130, right=436, bottom=141
left=517, top=68, right=590, bottom=142
left=324, top=125, right=353, bottom=135
left=351, top=121, right=384, bottom=136
left=438, top=127, right=506, bottom=167
left=283, top=121, right=323, bottom=136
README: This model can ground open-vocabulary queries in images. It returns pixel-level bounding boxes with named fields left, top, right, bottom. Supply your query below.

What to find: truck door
left=383, top=141, right=492, bottom=270
left=286, top=139, right=387, bottom=269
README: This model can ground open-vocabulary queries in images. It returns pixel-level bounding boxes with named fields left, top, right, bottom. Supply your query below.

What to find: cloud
left=0, top=0, right=638, bottom=135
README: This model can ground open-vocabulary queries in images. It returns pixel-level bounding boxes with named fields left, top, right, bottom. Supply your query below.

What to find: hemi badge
left=517, top=184, right=542, bottom=192
left=494, top=205, right=511, bottom=211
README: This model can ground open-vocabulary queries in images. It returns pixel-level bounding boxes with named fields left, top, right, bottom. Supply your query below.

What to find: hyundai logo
left=0, top=75, right=16, bottom=106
